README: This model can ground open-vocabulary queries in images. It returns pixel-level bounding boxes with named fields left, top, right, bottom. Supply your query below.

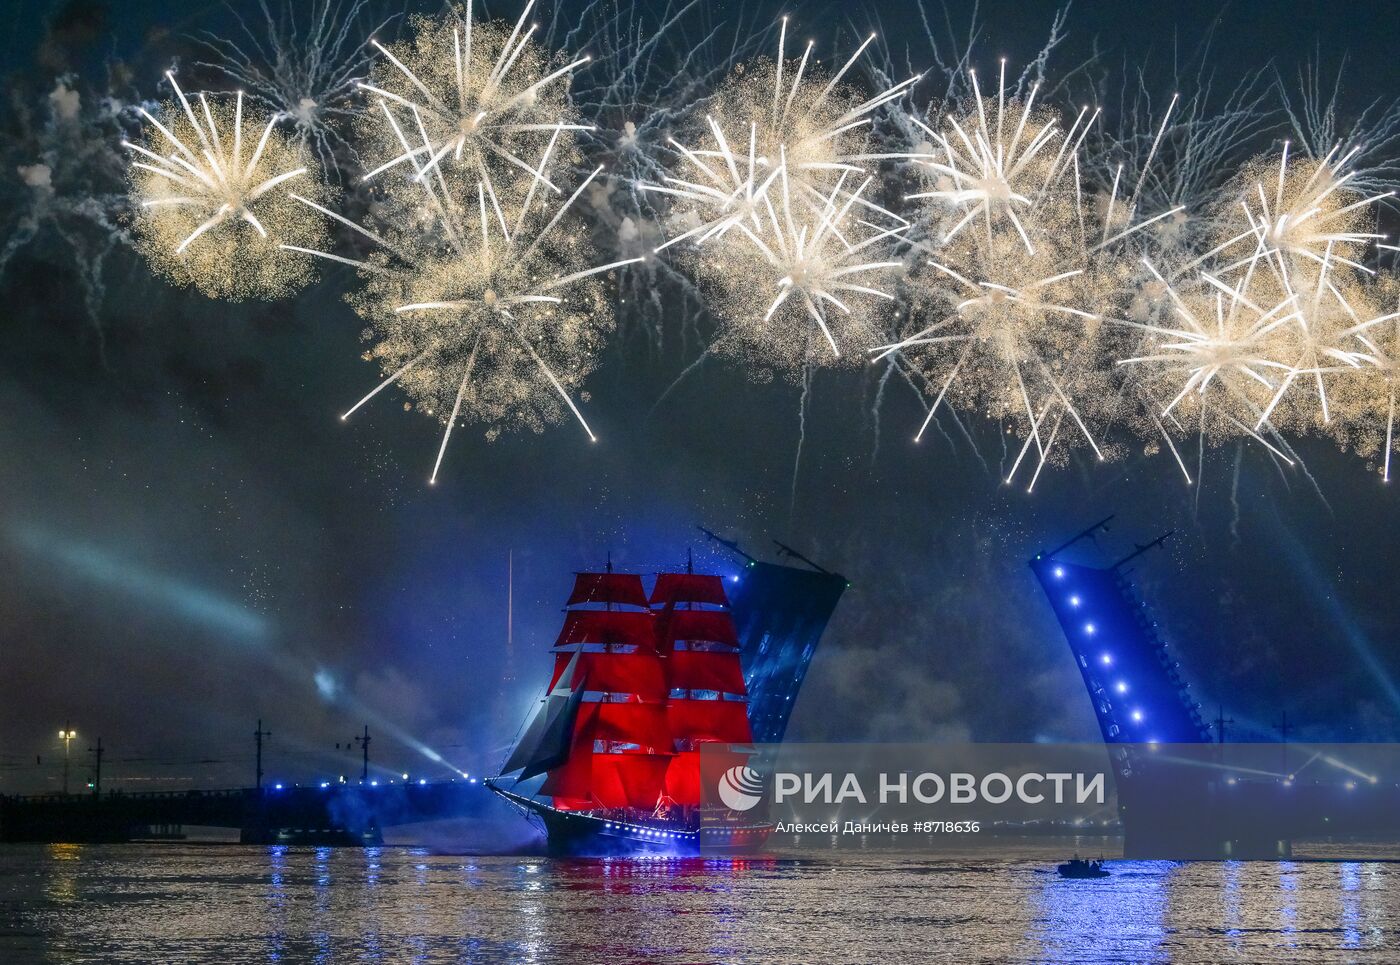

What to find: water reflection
left=1221, top=859, right=1243, bottom=953
left=1278, top=860, right=1299, bottom=950
left=41, top=844, right=81, bottom=906
left=311, top=847, right=332, bottom=964
left=0, top=846, right=1397, bottom=963
left=265, top=845, right=287, bottom=962
left=1031, top=861, right=1169, bottom=962
left=1340, top=862, right=1360, bottom=949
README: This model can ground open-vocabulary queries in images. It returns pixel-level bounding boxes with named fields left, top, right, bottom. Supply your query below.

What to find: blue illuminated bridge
left=1029, top=519, right=1400, bottom=859
left=1029, top=527, right=1211, bottom=758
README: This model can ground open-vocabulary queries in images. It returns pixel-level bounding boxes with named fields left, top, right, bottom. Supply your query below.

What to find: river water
left=1, top=843, right=1397, bottom=963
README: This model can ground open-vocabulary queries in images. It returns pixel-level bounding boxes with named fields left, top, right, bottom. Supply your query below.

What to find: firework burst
left=194, top=0, right=401, bottom=179
left=1115, top=261, right=1304, bottom=468
left=1113, top=145, right=1397, bottom=480
left=125, top=73, right=332, bottom=300
left=880, top=64, right=1182, bottom=488
left=1207, top=145, right=1392, bottom=284
left=645, top=20, right=918, bottom=372
left=292, top=120, right=639, bottom=480
left=354, top=0, right=588, bottom=198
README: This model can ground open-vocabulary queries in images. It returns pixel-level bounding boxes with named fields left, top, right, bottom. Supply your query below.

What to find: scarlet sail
left=489, top=550, right=847, bottom=857
left=654, top=572, right=753, bottom=807
left=505, top=566, right=753, bottom=813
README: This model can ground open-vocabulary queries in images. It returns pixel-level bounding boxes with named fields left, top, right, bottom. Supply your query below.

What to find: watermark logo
left=717, top=765, right=765, bottom=811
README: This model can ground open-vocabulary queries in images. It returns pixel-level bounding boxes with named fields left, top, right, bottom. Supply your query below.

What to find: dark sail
left=502, top=649, right=587, bottom=782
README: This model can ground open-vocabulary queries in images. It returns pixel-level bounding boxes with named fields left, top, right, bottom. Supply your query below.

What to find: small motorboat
left=1057, top=855, right=1110, bottom=879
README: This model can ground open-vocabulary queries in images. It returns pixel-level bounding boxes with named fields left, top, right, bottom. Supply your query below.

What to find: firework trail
left=1, top=75, right=140, bottom=349
left=542, top=0, right=771, bottom=358
left=193, top=0, right=403, bottom=181
left=1279, top=56, right=1400, bottom=200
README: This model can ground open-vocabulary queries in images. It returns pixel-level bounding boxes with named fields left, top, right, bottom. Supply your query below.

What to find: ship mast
left=652, top=567, right=752, bottom=807
left=531, top=569, right=672, bottom=811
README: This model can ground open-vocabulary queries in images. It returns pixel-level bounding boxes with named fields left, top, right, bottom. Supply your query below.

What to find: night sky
left=2, top=0, right=1398, bottom=795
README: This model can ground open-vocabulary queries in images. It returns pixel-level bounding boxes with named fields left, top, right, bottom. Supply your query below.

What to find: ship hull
left=489, top=785, right=770, bottom=857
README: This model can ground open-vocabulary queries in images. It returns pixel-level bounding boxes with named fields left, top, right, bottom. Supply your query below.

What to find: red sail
left=666, top=698, right=753, bottom=744
left=554, top=610, right=655, bottom=650
left=590, top=754, right=671, bottom=809
left=650, top=573, right=730, bottom=607
left=592, top=702, right=671, bottom=749
left=567, top=572, right=649, bottom=609
left=540, top=699, right=673, bottom=810
left=662, top=609, right=739, bottom=647
left=549, top=651, right=667, bottom=700
left=667, top=650, right=746, bottom=694
left=534, top=567, right=758, bottom=813
left=663, top=750, right=704, bottom=806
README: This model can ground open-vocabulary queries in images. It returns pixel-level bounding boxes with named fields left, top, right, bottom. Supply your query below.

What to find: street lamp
left=59, top=725, right=78, bottom=796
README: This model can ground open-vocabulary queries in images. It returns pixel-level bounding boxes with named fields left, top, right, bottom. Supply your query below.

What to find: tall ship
left=489, top=537, right=846, bottom=855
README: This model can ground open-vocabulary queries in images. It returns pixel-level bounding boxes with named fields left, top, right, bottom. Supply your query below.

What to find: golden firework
left=645, top=20, right=918, bottom=372
left=1325, top=272, right=1400, bottom=481
left=294, top=114, right=638, bottom=480
left=1113, top=145, right=1395, bottom=479
left=883, top=67, right=1161, bottom=487
left=1207, top=146, right=1388, bottom=287
left=355, top=0, right=585, bottom=198
left=125, top=74, right=331, bottom=300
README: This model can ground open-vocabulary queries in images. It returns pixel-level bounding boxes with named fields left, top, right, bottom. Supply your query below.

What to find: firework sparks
left=125, top=73, right=332, bottom=300
left=879, top=63, right=1178, bottom=488
left=98, top=4, right=1400, bottom=493
left=1112, top=145, right=1397, bottom=480
left=194, top=0, right=401, bottom=180
left=292, top=111, right=638, bottom=480
left=1208, top=145, right=1392, bottom=283
left=1329, top=274, right=1400, bottom=481
left=1116, top=260, right=1302, bottom=460
left=645, top=20, right=917, bottom=371
left=355, top=0, right=589, bottom=196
